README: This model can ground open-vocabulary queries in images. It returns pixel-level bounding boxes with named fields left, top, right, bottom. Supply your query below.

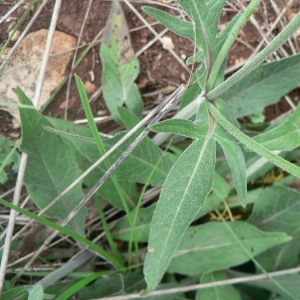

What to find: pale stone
left=161, top=36, right=174, bottom=50
left=0, top=29, right=76, bottom=120
left=84, top=81, right=96, bottom=93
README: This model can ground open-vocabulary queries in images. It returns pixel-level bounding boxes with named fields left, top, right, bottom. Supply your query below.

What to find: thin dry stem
left=0, top=0, right=25, bottom=24
left=0, top=0, right=49, bottom=73
left=1, top=0, right=64, bottom=286
left=64, top=0, right=94, bottom=119
left=91, top=266, right=300, bottom=300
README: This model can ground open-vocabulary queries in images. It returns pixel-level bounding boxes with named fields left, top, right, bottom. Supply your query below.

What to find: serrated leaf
left=144, top=135, right=216, bottom=292
left=16, top=88, right=87, bottom=235
left=168, top=221, right=291, bottom=276
left=196, top=271, right=242, bottom=300
left=220, top=53, right=300, bottom=118
left=248, top=186, right=300, bottom=271
left=100, top=0, right=143, bottom=122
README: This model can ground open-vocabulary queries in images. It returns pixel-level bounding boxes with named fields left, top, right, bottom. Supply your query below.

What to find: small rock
left=161, top=36, right=174, bottom=50
left=0, top=29, right=76, bottom=120
left=84, top=81, right=96, bottom=93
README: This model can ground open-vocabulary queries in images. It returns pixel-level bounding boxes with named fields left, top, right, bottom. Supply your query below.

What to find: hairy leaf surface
left=248, top=186, right=300, bottom=271
left=220, top=53, right=300, bottom=118
left=16, top=88, right=87, bottom=235
left=168, top=221, right=291, bottom=275
left=144, top=135, right=216, bottom=292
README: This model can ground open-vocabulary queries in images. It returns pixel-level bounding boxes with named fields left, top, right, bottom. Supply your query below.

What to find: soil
left=1, top=0, right=300, bottom=138
left=0, top=0, right=195, bottom=137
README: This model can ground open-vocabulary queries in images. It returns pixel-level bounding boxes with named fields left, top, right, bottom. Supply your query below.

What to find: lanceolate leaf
left=144, top=99, right=216, bottom=292
left=16, top=88, right=87, bottom=235
left=224, top=142, right=246, bottom=203
left=151, top=119, right=206, bottom=139
left=211, top=98, right=247, bottom=206
left=144, top=136, right=216, bottom=292
left=168, top=221, right=291, bottom=276
left=220, top=53, right=300, bottom=118
left=100, top=0, right=143, bottom=122
left=214, top=131, right=247, bottom=207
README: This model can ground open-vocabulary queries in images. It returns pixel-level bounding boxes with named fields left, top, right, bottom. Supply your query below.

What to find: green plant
left=142, top=0, right=300, bottom=295
left=100, top=0, right=143, bottom=122
left=2, top=0, right=300, bottom=299
left=249, top=112, right=266, bottom=124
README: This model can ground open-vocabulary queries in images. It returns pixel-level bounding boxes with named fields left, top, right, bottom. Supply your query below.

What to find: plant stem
left=207, top=11, right=300, bottom=100
left=207, top=0, right=262, bottom=90
left=208, top=102, right=300, bottom=179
